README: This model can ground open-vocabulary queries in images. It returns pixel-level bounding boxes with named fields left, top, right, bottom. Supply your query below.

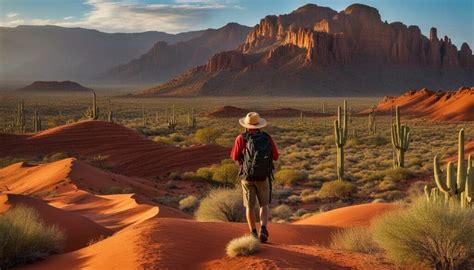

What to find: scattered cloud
left=0, top=0, right=241, bottom=33
left=6, top=12, right=19, bottom=18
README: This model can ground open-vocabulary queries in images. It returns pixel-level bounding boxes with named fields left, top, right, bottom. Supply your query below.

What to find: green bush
left=274, top=169, right=307, bottom=186
left=195, top=127, right=221, bottom=144
left=179, top=196, right=199, bottom=212
left=212, top=163, right=239, bottom=186
left=196, top=167, right=214, bottom=180
left=383, top=167, right=412, bottom=182
left=330, top=227, right=379, bottom=253
left=373, top=199, right=474, bottom=269
left=318, top=180, right=356, bottom=199
left=195, top=188, right=245, bottom=222
left=226, top=235, right=259, bottom=258
left=0, top=205, right=65, bottom=268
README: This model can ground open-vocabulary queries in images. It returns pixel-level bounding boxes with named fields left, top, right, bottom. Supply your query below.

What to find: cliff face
left=141, top=3, right=474, bottom=96
left=104, top=23, right=251, bottom=82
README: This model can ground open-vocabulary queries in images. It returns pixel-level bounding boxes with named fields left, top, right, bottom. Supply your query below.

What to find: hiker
left=231, top=112, right=279, bottom=243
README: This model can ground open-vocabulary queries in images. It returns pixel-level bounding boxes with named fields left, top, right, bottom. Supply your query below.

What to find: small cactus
left=188, top=108, right=197, bottom=128
left=433, top=129, right=473, bottom=206
left=368, top=106, right=376, bottom=135
left=107, top=100, right=113, bottom=123
left=390, top=106, right=410, bottom=168
left=33, top=108, right=41, bottom=132
left=15, top=101, right=26, bottom=134
left=334, top=100, right=348, bottom=181
left=168, top=105, right=177, bottom=132
left=84, top=91, right=99, bottom=120
left=142, top=105, right=147, bottom=126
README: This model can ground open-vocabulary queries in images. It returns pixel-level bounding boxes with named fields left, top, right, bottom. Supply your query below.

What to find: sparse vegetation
left=274, top=169, right=306, bottom=186
left=318, top=180, right=356, bottom=199
left=0, top=205, right=65, bottom=268
left=195, top=127, right=221, bottom=144
left=271, top=204, right=292, bottom=221
left=373, top=199, right=474, bottom=269
left=226, top=235, right=259, bottom=258
left=179, top=195, right=199, bottom=212
left=195, top=188, right=245, bottom=222
left=330, top=227, right=379, bottom=254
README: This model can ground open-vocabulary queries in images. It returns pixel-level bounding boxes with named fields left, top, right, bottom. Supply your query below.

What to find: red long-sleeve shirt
left=230, top=129, right=279, bottom=164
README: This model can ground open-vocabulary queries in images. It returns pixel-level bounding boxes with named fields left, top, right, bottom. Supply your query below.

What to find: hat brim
left=239, top=117, right=267, bottom=129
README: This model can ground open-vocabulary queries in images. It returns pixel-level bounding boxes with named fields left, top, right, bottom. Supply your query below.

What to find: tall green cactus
left=368, top=106, right=376, bottom=135
left=107, top=100, right=113, bottom=123
left=168, top=105, right=177, bottom=132
left=141, top=105, right=147, bottom=126
left=15, top=101, right=25, bottom=134
left=84, top=91, right=99, bottom=120
left=188, top=108, right=197, bottom=128
left=334, top=100, right=348, bottom=181
left=391, top=106, right=410, bottom=168
left=33, top=108, right=41, bottom=132
left=433, top=129, right=473, bottom=205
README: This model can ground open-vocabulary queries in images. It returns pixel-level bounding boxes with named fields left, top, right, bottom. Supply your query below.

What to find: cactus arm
left=433, top=155, right=449, bottom=193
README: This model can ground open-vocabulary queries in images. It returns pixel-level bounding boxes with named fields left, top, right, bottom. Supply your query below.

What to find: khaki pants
left=241, top=179, right=270, bottom=208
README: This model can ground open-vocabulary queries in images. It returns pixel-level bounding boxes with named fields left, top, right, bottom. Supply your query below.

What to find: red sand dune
left=361, top=86, right=474, bottom=122
left=21, top=216, right=393, bottom=270
left=0, top=194, right=112, bottom=252
left=0, top=120, right=228, bottom=177
left=294, top=203, right=401, bottom=227
left=206, top=105, right=330, bottom=118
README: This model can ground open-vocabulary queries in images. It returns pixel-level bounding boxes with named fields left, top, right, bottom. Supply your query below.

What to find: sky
left=0, top=0, right=472, bottom=47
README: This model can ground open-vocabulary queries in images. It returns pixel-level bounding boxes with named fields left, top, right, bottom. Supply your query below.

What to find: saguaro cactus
left=33, top=109, right=41, bottom=132
left=368, top=107, right=376, bottom=135
left=168, top=105, right=177, bottom=132
left=391, top=106, right=410, bottom=168
left=141, top=105, right=147, bottom=126
left=15, top=101, right=26, bottom=134
left=188, top=108, right=197, bottom=128
left=84, top=91, right=99, bottom=120
left=433, top=129, right=473, bottom=206
left=107, top=100, right=113, bottom=123
left=334, top=100, right=348, bottom=181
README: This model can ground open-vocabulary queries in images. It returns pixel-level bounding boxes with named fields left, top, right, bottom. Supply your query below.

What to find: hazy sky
left=0, top=0, right=472, bottom=47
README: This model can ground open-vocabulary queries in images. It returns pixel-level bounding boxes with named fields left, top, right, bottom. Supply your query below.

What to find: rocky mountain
left=103, top=23, right=251, bottom=83
left=141, top=4, right=474, bottom=96
left=0, top=25, right=204, bottom=82
left=16, top=81, right=92, bottom=92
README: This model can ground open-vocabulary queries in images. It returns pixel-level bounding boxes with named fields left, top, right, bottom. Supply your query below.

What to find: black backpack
left=241, top=131, right=274, bottom=181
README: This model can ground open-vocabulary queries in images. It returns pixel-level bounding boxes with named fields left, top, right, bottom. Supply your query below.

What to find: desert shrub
left=179, top=195, right=199, bottom=212
left=271, top=204, right=292, bottom=221
left=274, top=169, right=306, bottom=186
left=272, top=188, right=293, bottom=199
left=195, top=127, right=221, bottom=144
left=168, top=172, right=182, bottom=180
left=226, top=235, right=259, bottom=258
left=43, top=152, right=68, bottom=163
left=169, top=133, right=185, bottom=142
left=295, top=208, right=309, bottom=217
left=330, top=227, right=379, bottom=254
left=346, top=138, right=361, bottom=147
left=318, top=180, right=356, bottom=199
left=153, top=136, right=172, bottom=144
left=373, top=199, right=474, bottom=269
left=195, top=188, right=245, bottom=222
left=383, top=167, right=412, bottom=181
left=165, top=180, right=178, bottom=189
left=152, top=195, right=181, bottom=207
left=0, top=205, right=65, bottom=268
left=212, top=163, right=239, bottom=186
left=196, top=167, right=214, bottom=180
left=181, top=171, right=197, bottom=181
left=366, top=135, right=389, bottom=146
left=104, top=186, right=124, bottom=194
left=407, top=181, right=428, bottom=201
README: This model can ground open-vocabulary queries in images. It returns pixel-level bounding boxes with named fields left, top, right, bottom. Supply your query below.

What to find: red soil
left=294, top=203, right=401, bottom=227
left=0, top=120, right=228, bottom=177
left=0, top=193, right=112, bottom=252
left=206, top=105, right=330, bottom=118
left=361, top=86, right=474, bottom=122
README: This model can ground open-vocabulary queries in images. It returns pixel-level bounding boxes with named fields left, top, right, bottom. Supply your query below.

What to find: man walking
left=231, top=112, right=279, bottom=243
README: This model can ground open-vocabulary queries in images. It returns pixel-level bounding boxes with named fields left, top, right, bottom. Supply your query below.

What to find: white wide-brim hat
left=239, top=112, right=267, bottom=129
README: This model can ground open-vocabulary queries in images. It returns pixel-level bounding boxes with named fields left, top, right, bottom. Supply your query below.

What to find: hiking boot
left=251, top=229, right=258, bottom=239
left=259, top=225, right=269, bottom=243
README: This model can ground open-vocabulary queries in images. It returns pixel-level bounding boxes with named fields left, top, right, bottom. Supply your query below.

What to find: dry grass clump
left=179, top=195, right=199, bottom=212
left=318, top=180, right=356, bottom=199
left=195, top=127, right=221, bottom=144
left=195, top=188, right=245, bottom=222
left=271, top=204, right=292, bottom=221
left=373, top=199, right=474, bottom=269
left=226, top=235, right=259, bottom=258
left=274, top=169, right=307, bottom=186
left=0, top=205, right=65, bottom=268
left=330, top=227, right=379, bottom=254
